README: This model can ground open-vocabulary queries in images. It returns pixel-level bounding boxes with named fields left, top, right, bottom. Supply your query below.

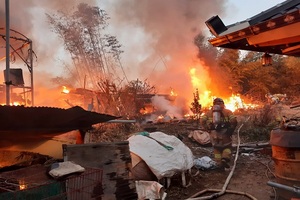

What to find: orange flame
left=188, top=66, right=258, bottom=112
left=170, top=88, right=178, bottom=97
left=1, top=102, right=22, bottom=106
left=62, top=86, right=70, bottom=94
left=19, top=179, right=27, bottom=190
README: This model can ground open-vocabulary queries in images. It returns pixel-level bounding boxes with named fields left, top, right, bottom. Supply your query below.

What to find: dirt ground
left=140, top=122, right=278, bottom=200
left=136, top=104, right=300, bottom=200
left=0, top=122, right=278, bottom=200
left=2, top=104, right=299, bottom=199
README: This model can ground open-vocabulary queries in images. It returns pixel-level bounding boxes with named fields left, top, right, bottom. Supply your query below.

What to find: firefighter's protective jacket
left=200, top=108, right=237, bottom=147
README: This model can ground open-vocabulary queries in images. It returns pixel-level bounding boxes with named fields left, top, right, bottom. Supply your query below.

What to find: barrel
left=270, top=128, right=300, bottom=200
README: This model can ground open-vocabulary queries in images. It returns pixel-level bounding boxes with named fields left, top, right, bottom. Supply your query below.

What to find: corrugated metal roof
left=0, top=105, right=119, bottom=136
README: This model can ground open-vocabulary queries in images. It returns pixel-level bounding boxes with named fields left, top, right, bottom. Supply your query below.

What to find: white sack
left=128, top=131, right=194, bottom=179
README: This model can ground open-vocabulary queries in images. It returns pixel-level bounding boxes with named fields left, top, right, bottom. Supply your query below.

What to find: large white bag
left=128, top=131, right=194, bottom=180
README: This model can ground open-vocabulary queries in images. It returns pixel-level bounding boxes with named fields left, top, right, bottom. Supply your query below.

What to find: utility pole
left=5, top=0, right=10, bottom=105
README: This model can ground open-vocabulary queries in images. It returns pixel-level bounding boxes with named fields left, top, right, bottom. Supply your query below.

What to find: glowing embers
left=19, top=180, right=27, bottom=190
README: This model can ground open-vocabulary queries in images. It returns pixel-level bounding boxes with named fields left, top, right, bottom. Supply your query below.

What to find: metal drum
left=270, top=128, right=300, bottom=200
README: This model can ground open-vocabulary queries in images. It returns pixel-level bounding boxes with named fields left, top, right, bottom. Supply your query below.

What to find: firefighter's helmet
left=213, top=97, right=224, bottom=105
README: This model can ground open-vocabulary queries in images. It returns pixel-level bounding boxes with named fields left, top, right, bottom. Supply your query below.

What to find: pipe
left=290, top=104, right=300, bottom=109
left=187, top=189, right=257, bottom=200
left=30, top=41, right=34, bottom=106
left=5, top=0, right=10, bottom=105
left=267, top=181, right=300, bottom=195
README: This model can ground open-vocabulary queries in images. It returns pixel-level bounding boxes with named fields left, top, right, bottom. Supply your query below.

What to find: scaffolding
left=0, top=28, right=34, bottom=106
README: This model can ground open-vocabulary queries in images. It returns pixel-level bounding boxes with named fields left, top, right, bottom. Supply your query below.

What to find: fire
left=140, top=104, right=154, bottom=115
left=184, top=114, right=191, bottom=118
left=189, top=68, right=212, bottom=108
left=190, top=68, right=202, bottom=91
left=12, top=102, right=21, bottom=106
left=223, top=94, right=245, bottom=111
left=62, top=86, right=70, bottom=94
left=170, top=88, right=178, bottom=97
left=188, top=67, right=258, bottom=112
left=223, top=94, right=259, bottom=112
left=157, top=114, right=164, bottom=123
left=19, top=179, right=27, bottom=190
left=157, top=115, right=164, bottom=120
left=1, top=102, right=23, bottom=106
left=200, top=91, right=213, bottom=108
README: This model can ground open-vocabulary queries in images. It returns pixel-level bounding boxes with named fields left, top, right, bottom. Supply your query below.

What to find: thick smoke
left=0, top=0, right=227, bottom=108
left=102, top=0, right=227, bottom=114
left=0, top=0, right=96, bottom=48
left=152, top=95, right=183, bottom=119
left=0, top=0, right=230, bottom=155
left=104, top=1, right=226, bottom=88
left=0, top=1, right=97, bottom=87
left=0, top=0, right=99, bottom=107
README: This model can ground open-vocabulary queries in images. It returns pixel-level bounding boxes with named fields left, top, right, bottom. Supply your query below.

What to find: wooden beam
left=253, top=35, right=300, bottom=47
left=247, top=22, right=300, bottom=46
left=282, top=44, right=300, bottom=54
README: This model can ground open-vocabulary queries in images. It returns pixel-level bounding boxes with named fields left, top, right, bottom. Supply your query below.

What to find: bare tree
left=46, top=3, right=124, bottom=90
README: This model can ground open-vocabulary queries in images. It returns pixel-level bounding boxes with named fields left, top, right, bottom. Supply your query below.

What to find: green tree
left=196, top=35, right=299, bottom=103
left=280, top=56, right=300, bottom=97
left=217, top=49, right=242, bottom=93
left=242, top=52, right=279, bottom=100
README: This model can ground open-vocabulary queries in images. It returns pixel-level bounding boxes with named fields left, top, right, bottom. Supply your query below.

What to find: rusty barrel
left=270, top=128, right=300, bottom=200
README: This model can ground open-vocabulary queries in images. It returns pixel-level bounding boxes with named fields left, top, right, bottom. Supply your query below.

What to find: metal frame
left=0, top=28, right=34, bottom=106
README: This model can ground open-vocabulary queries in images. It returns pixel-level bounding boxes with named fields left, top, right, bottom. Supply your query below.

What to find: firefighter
left=200, top=97, right=238, bottom=170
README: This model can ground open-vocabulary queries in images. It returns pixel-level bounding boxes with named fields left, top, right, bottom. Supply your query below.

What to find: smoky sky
left=0, top=0, right=226, bottom=76
left=0, top=1, right=96, bottom=32
left=0, top=0, right=228, bottom=103
left=102, top=0, right=227, bottom=94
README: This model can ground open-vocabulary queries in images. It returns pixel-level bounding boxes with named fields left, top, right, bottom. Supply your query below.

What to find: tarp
left=128, top=131, right=194, bottom=180
left=49, top=161, right=85, bottom=178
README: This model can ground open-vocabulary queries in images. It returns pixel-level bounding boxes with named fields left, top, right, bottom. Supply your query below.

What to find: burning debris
left=265, top=93, right=288, bottom=105
left=140, top=91, right=260, bottom=125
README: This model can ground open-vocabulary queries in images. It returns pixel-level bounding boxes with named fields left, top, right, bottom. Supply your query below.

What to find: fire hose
left=267, top=181, right=300, bottom=196
left=186, top=116, right=258, bottom=200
